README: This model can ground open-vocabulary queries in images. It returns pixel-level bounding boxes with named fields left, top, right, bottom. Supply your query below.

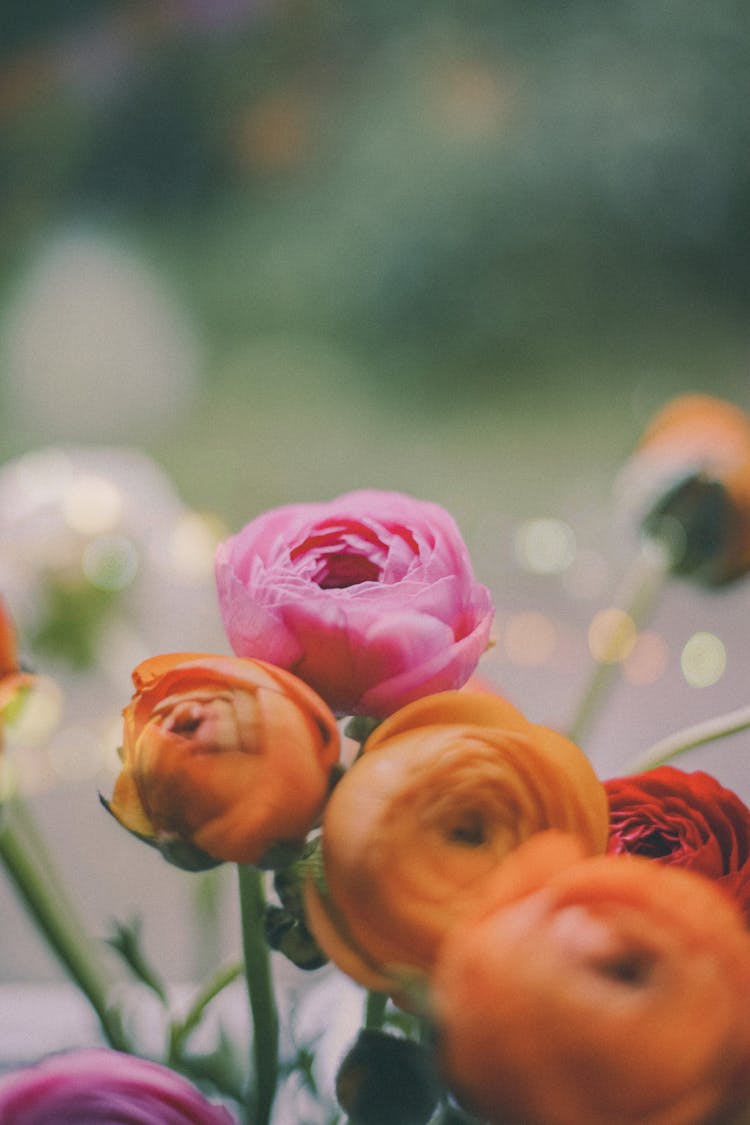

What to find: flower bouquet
left=2, top=393, right=750, bottom=1125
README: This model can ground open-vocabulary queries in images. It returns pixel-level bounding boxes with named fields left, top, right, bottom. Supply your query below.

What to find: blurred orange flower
left=620, top=394, right=750, bottom=583
left=106, top=653, right=340, bottom=869
left=0, top=597, right=33, bottom=746
left=433, top=832, right=750, bottom=1125
left=305, top=691, right=608, bottom=993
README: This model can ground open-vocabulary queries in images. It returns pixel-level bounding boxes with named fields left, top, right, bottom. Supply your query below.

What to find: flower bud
left=105, top=653, right=340, bottom=868
left=618, top=394, right=750, bottom=584
left=335, top=1030, right=441, bottom=1125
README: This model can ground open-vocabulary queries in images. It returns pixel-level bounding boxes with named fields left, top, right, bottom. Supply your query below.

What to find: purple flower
left=0, top=1050, right=236, bottom=1124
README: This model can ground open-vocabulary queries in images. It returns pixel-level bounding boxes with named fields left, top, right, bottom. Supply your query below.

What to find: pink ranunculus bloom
left=215, top=490, right=494, bottom=717
left=0, top=1049, right=236, bottom=1124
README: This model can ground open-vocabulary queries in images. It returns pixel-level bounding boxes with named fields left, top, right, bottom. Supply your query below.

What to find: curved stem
left=0, top=802, right=129, bottom=1051
left=10, top=796, right=93, bottom=936
left=565, top=538, right=671, bottom=747
left=624, top=703, right=750, bottom=775
left=237, top=866, right=279, bottom=1125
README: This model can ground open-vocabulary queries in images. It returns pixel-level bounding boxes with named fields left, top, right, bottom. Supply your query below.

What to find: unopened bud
left=335, top=1029, right=440, bottom=1125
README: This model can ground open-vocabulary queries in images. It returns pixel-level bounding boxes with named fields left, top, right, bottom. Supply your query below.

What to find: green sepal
left=344, top=714, right=382, bottom=744
left=255, top=838, right=305, bottom=871
left=266, top=838, right=328, bottom=970
left=264, top=904, right=328, bottom=971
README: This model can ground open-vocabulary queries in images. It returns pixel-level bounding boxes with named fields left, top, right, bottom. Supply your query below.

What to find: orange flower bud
left=106, top=653, right=340, bottom=869
left=305, top=691, right=608, bottom=993
left=433, top=832, right=750, bottom=1125
left=619, top=394, right=750, bottom=583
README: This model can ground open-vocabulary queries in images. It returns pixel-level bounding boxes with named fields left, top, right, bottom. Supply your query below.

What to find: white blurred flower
left=1, top=230, right=200, bottom=443
left=0, top=444, right=226, bottom=687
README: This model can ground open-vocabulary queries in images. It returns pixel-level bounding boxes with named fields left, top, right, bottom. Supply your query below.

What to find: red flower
left=605, top=766, right=750, bottom=923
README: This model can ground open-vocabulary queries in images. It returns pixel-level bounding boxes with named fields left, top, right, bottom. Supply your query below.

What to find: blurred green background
left=1, top=0, right=749, bottom=523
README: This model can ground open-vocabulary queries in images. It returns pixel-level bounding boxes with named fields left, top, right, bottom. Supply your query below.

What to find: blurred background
left=1, top=0, right=750, bottom=1017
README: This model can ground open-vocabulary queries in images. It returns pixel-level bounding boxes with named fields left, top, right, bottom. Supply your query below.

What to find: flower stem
left=565, top=538, right=671, bottom=747
left=9, top=796, right=93, bottom=937
left=364, top=990, right=387, bottom=1030
left=0, top=800, right=129, bottom=1051
left=237, top=865, right=279, bottom=1125
left=624, top=703, right=750, bottom=774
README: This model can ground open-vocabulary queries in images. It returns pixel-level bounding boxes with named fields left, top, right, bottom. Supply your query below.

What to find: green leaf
left=106, top=916, right=168, bottom=1002
left=169, top=962, right=244, bottom=1059
left=175, top=1027, right=247, bottom=1106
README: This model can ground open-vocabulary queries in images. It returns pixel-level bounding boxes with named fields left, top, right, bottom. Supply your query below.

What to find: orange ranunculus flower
left=618, top=394, right=750, bottom=583
left=106, top=653, right=340, bottom=870
left=0, top=597, right=33, bottom=747
left=432, top=832, right=750, bottom=1125
left=304, top=691, right=608, bottom=992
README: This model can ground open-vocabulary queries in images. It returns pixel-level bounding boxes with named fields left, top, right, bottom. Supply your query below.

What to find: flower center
left=629, top=827, right=676, bottom=859
left=290, top=519, right=387, bottom=588
left=317, top=552, right=382, bottom=589
left=446, top=810, right=486, bottom=847
left=594, top=949, right=655, bottom=988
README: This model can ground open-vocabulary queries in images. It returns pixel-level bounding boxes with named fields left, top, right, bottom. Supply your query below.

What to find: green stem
left=566, top=538, right=671, bottom=747
left=237, top=865, right=279, bottom=1125
left=192, top=867, right=226, bottom=982
left=0, top=804, right=129, bottom=1051
left=10, top=796, right=93, bottom=937
left=364, top=989, right=387, bottom=1030
left=624, top=703, right=750, bottom=775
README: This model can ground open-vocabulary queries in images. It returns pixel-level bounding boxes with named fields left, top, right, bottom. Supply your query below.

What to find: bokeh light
left=514, top=518, right=577, bottom=575
left=680, top=631, right=726, bottom=688
left=587, top=608, right=637, bottom=665
left=622, top=630, right=669, bottom=686
left=81, top=535, right=139, bottom=592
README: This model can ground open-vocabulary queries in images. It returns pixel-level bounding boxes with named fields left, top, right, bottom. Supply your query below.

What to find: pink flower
left=0, top=1049, right=235, bottom=1124
left=215, top=489, right=494, bottom=717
